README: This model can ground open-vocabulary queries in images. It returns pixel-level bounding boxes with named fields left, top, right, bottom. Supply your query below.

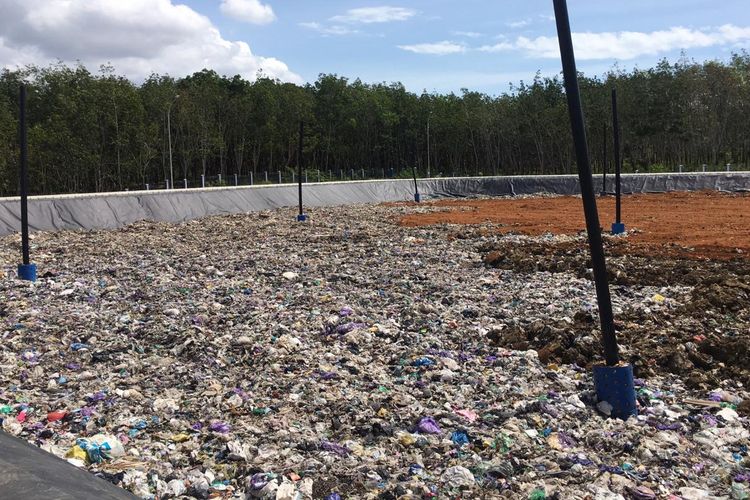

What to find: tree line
left=0, top=52, right=748, bottom=196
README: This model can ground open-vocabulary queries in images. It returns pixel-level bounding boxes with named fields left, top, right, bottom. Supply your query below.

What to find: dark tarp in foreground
left=0, top=431, right=136, bottom=499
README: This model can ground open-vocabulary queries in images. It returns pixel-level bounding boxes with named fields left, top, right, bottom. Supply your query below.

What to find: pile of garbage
left=0, top=202, right=748, bottom=499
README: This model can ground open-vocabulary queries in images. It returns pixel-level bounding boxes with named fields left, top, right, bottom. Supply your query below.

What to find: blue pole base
left=611, top=222, right=626, bottom=235
left=296, top=214, right=308, bottom=222
left=17, top=263, right=37, bottom=282
left=593, top=364, right=637, bottom=420
left=414, top=193, right=421, bottom=203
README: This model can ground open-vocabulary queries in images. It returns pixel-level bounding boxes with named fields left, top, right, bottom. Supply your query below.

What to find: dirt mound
left=482, top=237, right=750, bottom=388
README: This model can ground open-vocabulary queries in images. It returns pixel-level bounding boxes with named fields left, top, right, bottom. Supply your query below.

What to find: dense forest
left=0, top=52, right=748, bottom=196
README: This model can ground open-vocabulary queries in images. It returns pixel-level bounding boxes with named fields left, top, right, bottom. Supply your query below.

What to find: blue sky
left=193, top=0, right=750, bottom=94
left=1, top=0, right=749, bottom=95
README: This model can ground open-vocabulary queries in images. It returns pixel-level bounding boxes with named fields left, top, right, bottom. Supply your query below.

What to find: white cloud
left=220, top=0, right=275, bottom=25
left=0, top=0, right=300, bottom=82
left=403, top=24, right=750, bottom=60
left=478, top=42, right=515, bottom=53
left=716, top=24, right=750, bottom=44
left=515, top=25, right=750, bottom=60
left=331, top=6, right=416, bottom=24
left=507, top=19, right=530, bottom=29
left=452, top=31, right=483, bottom=38
left=303, top=5, right=413, bottom=36
left=300, top=22, right=359, bottom=36
left=398, top=41, right=466, bottom=55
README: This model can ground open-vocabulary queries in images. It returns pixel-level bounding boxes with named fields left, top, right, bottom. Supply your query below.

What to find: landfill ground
left=399, top=191, right=750, bottom=260
left=0, top=192, right=748, bottom=500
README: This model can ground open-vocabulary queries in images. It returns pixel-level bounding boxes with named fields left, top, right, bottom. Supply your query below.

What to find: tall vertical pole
left=612, top=88, right=623, bottom=230
left=167, top=107, right=174, bottom=190
left=426, top=115, right=431, bottom=179
left=602, top=121, right=607, bottom=194
left=412, top=165, right=420, bottom=203
left=17, top=85, right=36, bottom=281
left=554, top=0, right=619, bottom=366
left=19, top=86, right=30, bottom=266
left=298, top=121, right=304, bottom=218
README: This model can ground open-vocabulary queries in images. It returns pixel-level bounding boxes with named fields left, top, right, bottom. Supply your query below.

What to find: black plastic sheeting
left=0, top=172, right=747, bottom=236
left=424, top=172, right=750, bottom=197
left=0, top=431, right=136, bottom=499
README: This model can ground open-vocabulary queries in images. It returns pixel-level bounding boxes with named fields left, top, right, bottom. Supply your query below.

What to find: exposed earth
left=399, top=191, right=750, bottom=260
left=398, top=191, right=750, bottom=389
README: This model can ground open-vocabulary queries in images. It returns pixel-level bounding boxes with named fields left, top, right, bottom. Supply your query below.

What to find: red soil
left=397, top=191, right=750, bottom=260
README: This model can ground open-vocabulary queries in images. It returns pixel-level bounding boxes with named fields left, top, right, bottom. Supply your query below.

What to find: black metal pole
left=554, top=0, right=619, bottom=366
left=298, top=121, right=304, bottom=216
left=602, top=121, right=607, bottom=195
left=411, top=165, right=420, bottom=201
left=612, top=88, right=622, bottom=225
left=19, top=85, right=30, bottom=266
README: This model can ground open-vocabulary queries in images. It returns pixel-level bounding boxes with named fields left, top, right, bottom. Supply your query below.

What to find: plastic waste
left=416, top=417, right=441, bottom=434
left=47, top=410, right=67, bottom=422
left=75, top=434, right=125, bottom=463
left=441, top=466, right=475, bottom=488
left=0, top=201, right=748, bottom=499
